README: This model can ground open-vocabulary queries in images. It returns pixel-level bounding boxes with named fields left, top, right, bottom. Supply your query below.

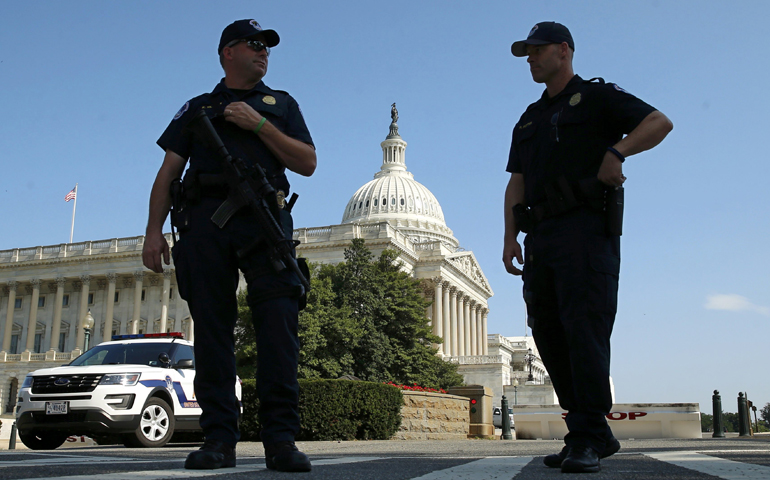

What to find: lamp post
left=524, top=347, right=536, bottom=382
left=513, top=378, right=519, bottom=405
left=83, top=310, right=95, bottom=351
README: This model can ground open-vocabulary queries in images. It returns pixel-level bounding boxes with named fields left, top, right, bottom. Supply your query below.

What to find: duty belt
left=184, top=173, right=287, bottom=209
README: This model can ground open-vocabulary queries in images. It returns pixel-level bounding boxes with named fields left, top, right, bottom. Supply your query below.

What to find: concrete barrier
left=393, top=391, right=470, bottom=440
left=513, top=403, right=701, bottom=440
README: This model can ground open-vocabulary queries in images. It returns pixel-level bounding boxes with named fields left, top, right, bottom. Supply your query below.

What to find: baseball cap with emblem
left=218, top=19, right=280, bottom=55
left=511, top=21, right=574, bottom=57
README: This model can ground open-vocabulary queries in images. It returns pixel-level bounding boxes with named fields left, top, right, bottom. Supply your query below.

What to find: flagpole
left=69, top=183, right=78, bottom=244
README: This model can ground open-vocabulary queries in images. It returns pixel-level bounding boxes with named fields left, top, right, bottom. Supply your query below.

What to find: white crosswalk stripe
left=645, top=451, right=770, bottom=480
left=7, top=450, right=770, bottom=479
left=408, top=456, right=534, bottom=479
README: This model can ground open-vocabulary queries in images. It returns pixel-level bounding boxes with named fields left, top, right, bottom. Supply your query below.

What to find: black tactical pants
left=172, top=198, right=302, bottom=447
left=522, top=207, right=620, bottom=453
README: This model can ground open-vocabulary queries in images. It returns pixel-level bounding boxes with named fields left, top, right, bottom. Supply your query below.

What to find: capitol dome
left=341, top=107, right=459, bottom=249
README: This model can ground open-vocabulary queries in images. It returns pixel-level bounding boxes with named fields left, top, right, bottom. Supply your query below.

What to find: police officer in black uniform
left=142, top=19, right=316, bottom=472
left=502, top=22, right=672, bottom=473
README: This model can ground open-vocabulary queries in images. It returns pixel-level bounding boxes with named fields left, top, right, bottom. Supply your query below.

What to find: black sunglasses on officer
left=224, top=38, right=271, bottom=57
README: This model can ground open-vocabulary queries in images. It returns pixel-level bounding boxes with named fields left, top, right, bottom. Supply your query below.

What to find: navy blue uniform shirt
left=158, top=79, right=314, bottom=195
left=507, top=75, right=655, bottom=206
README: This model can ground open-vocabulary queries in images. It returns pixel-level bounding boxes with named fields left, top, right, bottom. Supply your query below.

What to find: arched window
left=391, top=197, right=395, bottom=205
left=400, top=198, right=405, bottom=206
left=374, top=198, right=378, bottom=206
left=366, top=200, right=369, bottom=207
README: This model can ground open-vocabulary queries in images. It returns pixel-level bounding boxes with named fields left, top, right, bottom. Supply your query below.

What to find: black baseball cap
left=511, top=22, right=574, bottom=57
left=218, top=19, right=280, bottom=55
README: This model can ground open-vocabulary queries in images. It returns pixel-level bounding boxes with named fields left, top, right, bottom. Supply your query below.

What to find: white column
left=475, top=305, right=483, bottom=355
left=103, top=274, right=117, bottom=342
left=2, top=281, right=17, bottom=352
left=449, top=287, right=458, bottom=356
left=160, top=270, right=172, bottom=333
left=457, top=294, right=465, bottom=356
left=75, top=275, right=91, bottom=350
left=148, top=275, right=161, bottom=333
left=432, top=279, right=443, bottom=354
left=463, top=295, right=471, bottom=356
left=469, top=300, right=477, bottom=356
left=131, top=271, right=144, bottom=334
left=173, top=286, right=183, bottom=333
left=24, top=280, right=41, bottom=352
left=441, top=282, right=450, bottom=356
left=481, top=308, right=489, bottom=355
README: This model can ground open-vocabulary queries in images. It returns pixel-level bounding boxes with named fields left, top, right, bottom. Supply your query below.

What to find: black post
left=712, top=390, right=724, bottom=438
left=9, top=423, right=16, bottom=450
left=501, top=395, right=513, bottom=440
left=738, top=392, right=751, bottom=437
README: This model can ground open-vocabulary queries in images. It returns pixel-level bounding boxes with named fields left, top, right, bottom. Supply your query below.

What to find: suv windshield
left=70, top=342, right=173, bottom=367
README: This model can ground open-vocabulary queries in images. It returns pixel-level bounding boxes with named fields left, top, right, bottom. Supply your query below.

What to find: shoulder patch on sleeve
left=173, top=101, right=189, bottom=120
left=612, top=84, right=629, bottom=94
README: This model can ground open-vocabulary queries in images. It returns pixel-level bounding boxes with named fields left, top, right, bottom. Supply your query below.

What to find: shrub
left=240, top=379, right=403, bottom=441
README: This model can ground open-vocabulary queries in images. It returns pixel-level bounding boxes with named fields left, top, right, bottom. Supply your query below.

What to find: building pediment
left=446, top=252, right=493, bottom=295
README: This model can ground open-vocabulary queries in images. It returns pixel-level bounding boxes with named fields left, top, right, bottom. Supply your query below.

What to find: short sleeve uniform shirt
left=158, top=79, right=313, bottom=195
left=507, top=75, right=655, bottom=206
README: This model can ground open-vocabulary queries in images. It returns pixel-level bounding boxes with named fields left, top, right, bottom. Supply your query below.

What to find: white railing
left=445, top=355, right=504, bottom=365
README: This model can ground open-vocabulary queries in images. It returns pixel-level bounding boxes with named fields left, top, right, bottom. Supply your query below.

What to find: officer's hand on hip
left=224, top=102, right=263, bottom=131
left=142, top=231, right=170, bottom=274
left=597, top=152, right=626, bottom=187
left=503, top=235, right=524, bottom=276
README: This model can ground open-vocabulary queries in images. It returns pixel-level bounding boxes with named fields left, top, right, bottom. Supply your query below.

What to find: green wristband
left=253, top=117, right=266, bottom=135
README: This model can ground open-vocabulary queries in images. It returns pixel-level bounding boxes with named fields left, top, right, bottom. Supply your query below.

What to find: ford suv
left=16, top=332, right=242, bottom=450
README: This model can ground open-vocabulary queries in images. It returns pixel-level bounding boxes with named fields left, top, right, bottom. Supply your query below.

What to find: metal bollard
left=501, top=395, right=513, bottom=440
left=9, top=423, right=16, bottom=450
left=712, top=390, right=724, bottom=438
left=738, top=392, right=751, bottom=437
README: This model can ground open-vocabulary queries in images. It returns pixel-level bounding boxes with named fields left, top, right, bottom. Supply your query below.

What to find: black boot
left=561, top=446, right=600, bottom=473
left=543, top=437, right=620, bottom=468
left=265, top=441, right=312, bottom=472
left=185, top=440, right=236, bottom=469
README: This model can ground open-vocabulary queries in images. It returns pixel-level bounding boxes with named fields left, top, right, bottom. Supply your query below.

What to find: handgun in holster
left=169, top=178, right=190, bottom=241
left=605, top=186, right=624, bottom=236
left=512, top=204, right=533, bottom=234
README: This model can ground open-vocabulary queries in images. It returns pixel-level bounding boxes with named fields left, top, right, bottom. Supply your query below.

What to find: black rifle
left=184, top=109, right=310, bottom=292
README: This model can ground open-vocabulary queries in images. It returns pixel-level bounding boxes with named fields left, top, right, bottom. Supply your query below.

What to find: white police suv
left=16, top=332, right=242, bottom=450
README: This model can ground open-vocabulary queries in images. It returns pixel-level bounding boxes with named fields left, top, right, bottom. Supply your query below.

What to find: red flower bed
left=383, top=382, right=447, bottom=394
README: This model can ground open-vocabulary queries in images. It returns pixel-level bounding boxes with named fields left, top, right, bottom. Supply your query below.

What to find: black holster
left=513, top=204, right=533, bottom=234
left=605, top=186, right=624, bottom=236
left=169, top=178, right=190, bottom=235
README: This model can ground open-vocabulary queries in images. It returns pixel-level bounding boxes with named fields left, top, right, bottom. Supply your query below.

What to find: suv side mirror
left=174, top=358, right=194, bottom=369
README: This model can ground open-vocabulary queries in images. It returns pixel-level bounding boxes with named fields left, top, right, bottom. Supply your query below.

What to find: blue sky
left=1, top=1, right=768, bottom=413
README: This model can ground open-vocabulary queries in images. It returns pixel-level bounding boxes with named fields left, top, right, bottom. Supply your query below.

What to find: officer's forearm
left=505, top=173, right=525, bottom=237
left=257, top=120, right=317, bottom=177
left=612, top=111, right=673, bottom=158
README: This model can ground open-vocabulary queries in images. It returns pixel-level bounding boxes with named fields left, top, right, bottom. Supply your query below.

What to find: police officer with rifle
left=502, top=22, right=672, bottom=473
left=142, top=19, right=316, bottom=472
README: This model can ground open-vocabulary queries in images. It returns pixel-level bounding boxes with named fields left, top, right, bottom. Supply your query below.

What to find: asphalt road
left=2, top=435, right=770, bottom=479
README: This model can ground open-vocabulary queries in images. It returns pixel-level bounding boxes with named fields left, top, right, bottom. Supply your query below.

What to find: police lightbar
left=112, top=332, right=185, bottom=341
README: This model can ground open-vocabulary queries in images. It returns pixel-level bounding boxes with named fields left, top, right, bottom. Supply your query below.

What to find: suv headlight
left=21, top=375, right=33, bottom=389
left=99, top=373, right=141, bottom=386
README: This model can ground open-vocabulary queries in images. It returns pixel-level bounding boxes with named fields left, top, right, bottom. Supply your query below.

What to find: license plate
left=45, top=401, right=68, bottom=415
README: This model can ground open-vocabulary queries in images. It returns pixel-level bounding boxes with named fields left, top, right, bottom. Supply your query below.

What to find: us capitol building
left=0, top=107, right=551, bottom=415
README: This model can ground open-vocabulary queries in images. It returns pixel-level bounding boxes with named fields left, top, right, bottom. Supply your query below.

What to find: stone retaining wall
left=393, top=391, right=469, bottom=440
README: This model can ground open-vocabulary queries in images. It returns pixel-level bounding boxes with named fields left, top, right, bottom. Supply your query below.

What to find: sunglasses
left=225, top=39, right=270, bottom=57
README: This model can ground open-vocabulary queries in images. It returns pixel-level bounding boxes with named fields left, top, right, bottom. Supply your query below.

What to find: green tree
left=760, top=402, right=770, bottom=428
left=234, top=239, right=463, bottom=389
left=701, top=412, right=713, bottom=432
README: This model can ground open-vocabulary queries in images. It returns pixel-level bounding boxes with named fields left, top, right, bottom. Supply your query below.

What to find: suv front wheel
left=18, top=430, right=69, bottom=450
left=123, top=397, right=175, bottom=448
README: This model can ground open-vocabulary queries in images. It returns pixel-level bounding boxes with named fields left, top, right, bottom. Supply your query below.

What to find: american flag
left=64, top=187, right=77, bottom=202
